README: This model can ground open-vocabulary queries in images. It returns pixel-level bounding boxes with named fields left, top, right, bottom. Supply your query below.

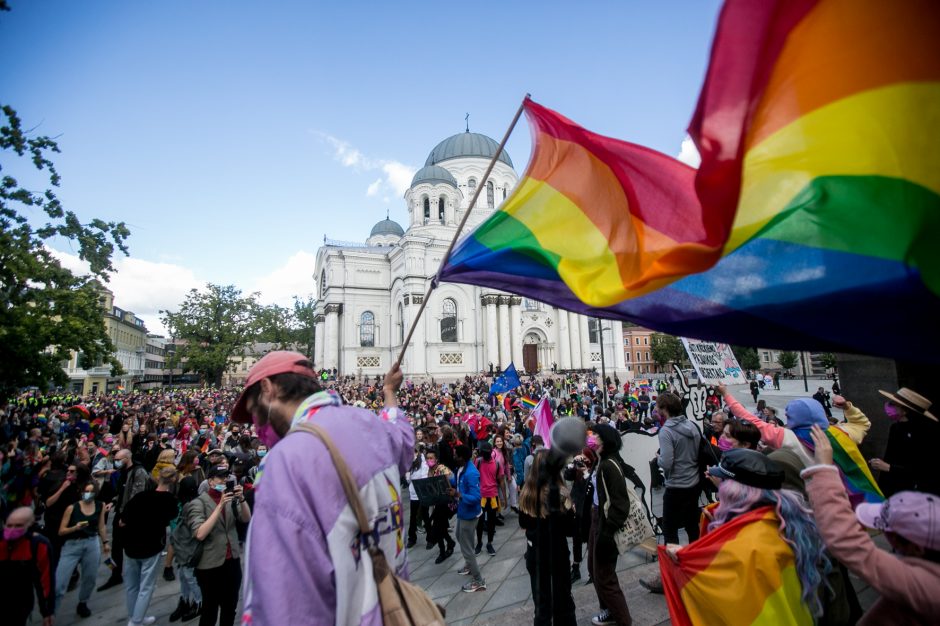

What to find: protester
left=655, top=392, right=702, bottom=545
left=121, top=466, right=180, bottom=626
left=475, top=439, right=504, bottom=556
left=229, top=352, right=413, bottom=624
left=55, top=478, right=108, bottom=618
left=99, top=448, right=154, bottom=592
left=405, top=445, right=430, bottom=549
left=566, top=447, right=596, bottom=584
left=453, top=443, right=486, bottom=592
left=869, top=387, right=940, bottom=496
left=424, top=446, right=457, bottom=564
left=3, top=507, right=55, bottom=626
left=804, top=425, right=940, bottom=623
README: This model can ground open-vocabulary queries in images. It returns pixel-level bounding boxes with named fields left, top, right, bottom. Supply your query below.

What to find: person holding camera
left=187, top=464, right=251, bottom=626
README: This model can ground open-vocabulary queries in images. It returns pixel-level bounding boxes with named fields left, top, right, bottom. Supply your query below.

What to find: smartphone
left=77, top=521, right=89, bottom=527
left=225, top=478, right=236, bottom=494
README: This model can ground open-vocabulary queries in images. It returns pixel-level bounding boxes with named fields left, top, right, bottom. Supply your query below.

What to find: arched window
left=320, top=270, right=326, bottom=297
left=589, top=318, right=600, bottom=344
left=468, top=178, right=477, bottom=197
left=438, top=197, right=445, bottom=222
left=486, top=180, right=494, bottom=207
left=398, top=302, right=404, bottom=345
left=360, top=311, right=375, bottom=347
left=440, top=298, right=457, bottom=342
left=423, top=196, right=430, bottom=221
left=503, top=186, right=507, bottom=200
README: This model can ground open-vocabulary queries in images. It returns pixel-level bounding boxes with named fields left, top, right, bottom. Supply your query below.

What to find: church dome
left=369, top=218, right=404, bottom=238
left=425, top=132, right=513, bottom=168
left=411, top=165, right=458, bottom=188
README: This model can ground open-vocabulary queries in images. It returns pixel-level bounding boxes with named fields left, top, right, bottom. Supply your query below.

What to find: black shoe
left=163, top=565, right=176, bottom=581
left=68, top=570, right=80, bottom=592
left=76, top=602, right=91, bottom=618
left=97, top=576, right=122, bottom=592
left=169, top=598, right=187, bottom=622
left=425, top=541, right=434, bottom=550
left=510, top=506, right=519, bottom=514
left=571, top=564, right=581, bottom=583
left=474, top=542, right=482, bottom=555
left=406, top=538, right=417, bottom=549
left=181, top=602, right=202, bottom=622
left=585, top=576, right=594, bottom=586
left=495, top=517, right=505, bottom=526
left=486, top=543, right=496, bottom=556
left=434, top=550, right=451, bottom=564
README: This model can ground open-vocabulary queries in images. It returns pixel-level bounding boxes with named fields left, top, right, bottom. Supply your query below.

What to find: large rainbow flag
left=659, top=506, right=814, bottom=626
left=438, top=0, right=940, bottom=361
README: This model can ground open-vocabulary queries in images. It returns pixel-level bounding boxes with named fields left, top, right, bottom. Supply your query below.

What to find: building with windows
left=313, top=130, right=628, bottom=378
left=622, top=326, right=661, bottom=377
left=757, top=348, right=820, bottom=377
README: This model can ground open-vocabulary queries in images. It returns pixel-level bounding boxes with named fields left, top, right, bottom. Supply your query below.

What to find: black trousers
left=476, top=498, right=498, bottom=544
left=407, top=499, right=430, bottom=542
left=110, top=514, right=125, bottom=577
left=590, top=508, right=632, bottom=626
left=429, top=504, right=455, bottom=552
left=195, top=558, right=242, bottom=626
left=662, top=485, right=701, bottom=545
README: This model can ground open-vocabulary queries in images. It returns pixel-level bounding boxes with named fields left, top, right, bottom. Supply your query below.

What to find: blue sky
left=2, top=0, right=722, bottom=333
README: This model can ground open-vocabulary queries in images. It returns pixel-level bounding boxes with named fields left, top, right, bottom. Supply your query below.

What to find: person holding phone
left=187, top=464, right=251, bottom=626
left=55, top=479, right=108, bottom=619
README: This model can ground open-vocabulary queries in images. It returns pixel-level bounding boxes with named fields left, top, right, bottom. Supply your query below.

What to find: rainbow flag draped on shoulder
left=438, top=0, right=940, bottom=361
left=659, top=506, right=814, bottom=626
left=796, top=426, right=884, bottom=507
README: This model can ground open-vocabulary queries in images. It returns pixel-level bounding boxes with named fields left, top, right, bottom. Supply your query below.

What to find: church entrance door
left=523, top=343, right=538, bottom=374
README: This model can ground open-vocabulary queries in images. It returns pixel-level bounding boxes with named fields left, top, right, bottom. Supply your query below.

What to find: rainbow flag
left=439, top=0, right=940, bottom=361
left=520, top=396, right=538, bottom=409
left=796, top=426, right=884, bottom=508
left=660, top=506, right=813, bottom=626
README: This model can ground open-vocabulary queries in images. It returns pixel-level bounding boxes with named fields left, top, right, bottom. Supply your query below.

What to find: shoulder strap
left=291, top=422, right=372, bottom=536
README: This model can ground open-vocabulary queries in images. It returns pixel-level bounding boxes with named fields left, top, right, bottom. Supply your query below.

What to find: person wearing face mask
left=718, top=419, right=761, bottom=453
left=424, top=446, right=457, bottom=564
left=870, top=388, right=940, bottom=496
left=187, top=464, right=251, bottom=626
left=229, top=352, right=413, bottom=625
left=1, top=507, right=55, bottom=626
left=55, top=480, right=108, bottom=619
left=98, top=449, right=154, bottom=592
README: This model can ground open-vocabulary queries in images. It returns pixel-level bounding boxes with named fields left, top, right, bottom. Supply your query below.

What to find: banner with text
left=680, top=339, right=745, bottom=385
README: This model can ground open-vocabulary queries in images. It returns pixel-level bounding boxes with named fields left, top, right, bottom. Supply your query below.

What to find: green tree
left=161, top=284, right=261, bottom=386
left=820, top=352, right=838, bottom=371
left=1, top=105, right=129, bottom=396
left=291, top=296, right=317, bottom=359
left=777, top=350, right=799, bottom=373
left=650, top=333, right=685, bottom=370
left=256, top=304, right=296, bottom=350
left=731, top=345, right=761, bottom=371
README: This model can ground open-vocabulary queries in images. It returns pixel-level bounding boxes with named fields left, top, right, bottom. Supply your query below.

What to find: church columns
left=611, top=320, right=626, bottom=371
left=497, top=296, right=511, bottom=369
left=569, top=313, right=583, bottom=369
left=324, top=304, right=343, bottom=371
left=482, top=295, right=499, bottom=371
left=579, top=315, right=591, bottom=368
left=557, top=310, right=572, bottom=370
left=509, top=297, right=523, bottom=369
left=409, top=294, right=426, bottom=374
left=314, top=315, right=325, bottom=368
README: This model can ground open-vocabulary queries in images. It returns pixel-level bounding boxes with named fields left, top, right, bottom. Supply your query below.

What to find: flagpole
left=394, top=94, right=531, bottom=370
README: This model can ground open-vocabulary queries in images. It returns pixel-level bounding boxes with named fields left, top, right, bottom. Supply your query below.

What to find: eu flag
left=489, top=363, right=521, bottom=395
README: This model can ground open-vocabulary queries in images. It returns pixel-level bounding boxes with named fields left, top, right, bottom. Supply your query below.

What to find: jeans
left=125, top=553, right=161, bottom=623
left=456, top=518, right=482, bottom=583
left=55, top=537, right=100, bottom=608
left=662, top=485, right=702, bottom=545
left=195, top=558, right=242, bottom=626
left=177, top=564, right=202, bottom=604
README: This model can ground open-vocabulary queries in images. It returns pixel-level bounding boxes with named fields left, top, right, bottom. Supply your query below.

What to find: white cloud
left=251, top=250, right=317, bottom=307
left=316, top=131, right=416, bottom=199
left=677, top=136, right=701, bottom=168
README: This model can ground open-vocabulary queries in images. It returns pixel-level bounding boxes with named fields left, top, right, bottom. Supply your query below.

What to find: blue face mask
left=257, top=450, right=267, bottom=457
left=199, top=429, right=207, bottom=435
left=114, top=460, right=124, bottom=469
left=213, top=484, right=226, bottom=493
left=82, top=492, right=94, bottom=501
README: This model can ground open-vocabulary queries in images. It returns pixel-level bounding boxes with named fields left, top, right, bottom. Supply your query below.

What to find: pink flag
left=532, top=397, right=554, bottom=447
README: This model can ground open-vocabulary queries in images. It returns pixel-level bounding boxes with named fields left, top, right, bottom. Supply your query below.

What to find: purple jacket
left=241, top=398, right=413, bottom=625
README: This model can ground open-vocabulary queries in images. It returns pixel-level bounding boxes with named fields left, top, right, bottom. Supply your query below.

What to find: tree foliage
left=731, top=345, right=761, bottom=371
left=291, top=296, right=317, bottom=359
left=255, top=296, right=317, bottom=356
left=1, top=105, right=129, bottom=396
left=650, top=333, right=686, bottom=369
left=161, top=284, right=261, bottom=386
left=777, top=350, right=799, bottom=372
left=820, top=352, right=838, bottom=371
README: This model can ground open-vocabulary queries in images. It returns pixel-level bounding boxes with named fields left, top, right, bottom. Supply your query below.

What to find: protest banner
left=680, top=339, right=745, bottom=385
left=411, top=475, right=452, bottom=506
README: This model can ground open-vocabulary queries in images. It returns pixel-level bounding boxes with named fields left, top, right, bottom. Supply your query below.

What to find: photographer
left=813, top=387, right=833, bottom=419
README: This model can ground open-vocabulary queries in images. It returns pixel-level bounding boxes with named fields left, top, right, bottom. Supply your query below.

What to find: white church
left=312, top=130, right=628, bottom=379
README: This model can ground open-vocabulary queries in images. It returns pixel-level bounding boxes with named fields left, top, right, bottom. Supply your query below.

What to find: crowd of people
left=2, top=356, right=939, bottom=626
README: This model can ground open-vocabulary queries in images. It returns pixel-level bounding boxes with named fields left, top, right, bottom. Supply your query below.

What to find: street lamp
left=597, top=318, right=611, bottom=408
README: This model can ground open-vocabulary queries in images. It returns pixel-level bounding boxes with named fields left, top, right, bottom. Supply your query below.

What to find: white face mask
left=82, top=492, right=94, bottom=501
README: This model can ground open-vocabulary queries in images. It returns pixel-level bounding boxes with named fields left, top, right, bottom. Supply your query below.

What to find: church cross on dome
left=465, top=112, right=469, bottom=133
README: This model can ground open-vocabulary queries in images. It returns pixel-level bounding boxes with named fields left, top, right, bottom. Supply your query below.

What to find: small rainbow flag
left=796, top=426, right=884, bottom=508
left=660, top=506, right=813, bottom=626
left=440, top=0, right=940, bottom=361
left=520, top=396, right=538, bottom=409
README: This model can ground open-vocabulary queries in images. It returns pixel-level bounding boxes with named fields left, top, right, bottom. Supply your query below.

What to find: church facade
left=312, top=131, right=628, bottom=379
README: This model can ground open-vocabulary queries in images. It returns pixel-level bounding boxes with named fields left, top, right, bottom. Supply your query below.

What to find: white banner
left=680, top=338, right=746, bottom=385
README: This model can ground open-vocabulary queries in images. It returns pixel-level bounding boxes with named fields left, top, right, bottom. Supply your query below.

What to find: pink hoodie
left=803, top=466, right=940, bottom=625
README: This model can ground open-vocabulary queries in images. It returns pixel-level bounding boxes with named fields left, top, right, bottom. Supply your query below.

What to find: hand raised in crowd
left=832, top=394, right=846, bottom=408
left=715, top=384, right=728, bottom=396
left=383, top=363, right=404, bottom=392
left=809, top=425, right=833, bottom=465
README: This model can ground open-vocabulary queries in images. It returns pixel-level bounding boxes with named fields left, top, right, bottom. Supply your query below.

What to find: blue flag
left=489, top=363, right=521, bottom=395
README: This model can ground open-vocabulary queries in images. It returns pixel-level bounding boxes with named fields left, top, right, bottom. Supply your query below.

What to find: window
left=644, top=337, right=648, bottom=345
left=636, top=337, right=641, bottom=345
left=625, top=352, right=630, bottom=362
left=503, top=186, right=507, bottom=200
left=423, top=196, right=430, bottom=220
left=588, top=318, right=600, bottom=344
left=468, top=178, right=477, bottom=197
left=360, top=311, right=375, bottom=347
left=636, top=351, right=641, bottom=362
left=486, top=181, right=494, bottom=207
left=646, top=351, right=650, bottom=361
left=762, top=351, right=771, bottom=361
left=438, top=197, right=445, bottom=222
left=398, top=302, right=404, bottom=345
left=441, top=298, right=458, bottom=342
left=523, top=298, right=542, bottom=311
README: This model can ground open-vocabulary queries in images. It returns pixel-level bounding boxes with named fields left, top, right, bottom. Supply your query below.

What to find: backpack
left=170, top=500, right=205, bottom=569
left=695, top=424, right=719, bottom=489
left=292, top=422, right=445, bottom=626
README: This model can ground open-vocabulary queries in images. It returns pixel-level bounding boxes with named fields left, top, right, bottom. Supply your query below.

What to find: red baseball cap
left=230, top=351, right=317, bottom=423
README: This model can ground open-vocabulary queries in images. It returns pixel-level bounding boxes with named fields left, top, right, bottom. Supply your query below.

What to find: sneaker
left=163, top=566, right=176, bottom=581
left=97, top=576, right=122, bottom=592
left=425, top=541, right=434, bottom=550
left=76, top=602, right=91, bottom=618
left=169, top=599, right=187, bottom=622
left=457, top=566, right=471, bottom=576
left=474, top=542, right=482, bottom=555
left=591, top=609, right=615, bottom=625
left=461, top=579, right=487, bottom=593
left=180, top=602, right=202, bottom=622
left=486, top=543, right=496, bottom=556
left=639, top=575, right=665, bottom=594
left=434, top=551, right=450, bottom=565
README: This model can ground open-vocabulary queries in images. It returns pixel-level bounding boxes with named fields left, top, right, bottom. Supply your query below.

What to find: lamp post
left=597, top=318, right=609, bottom=408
